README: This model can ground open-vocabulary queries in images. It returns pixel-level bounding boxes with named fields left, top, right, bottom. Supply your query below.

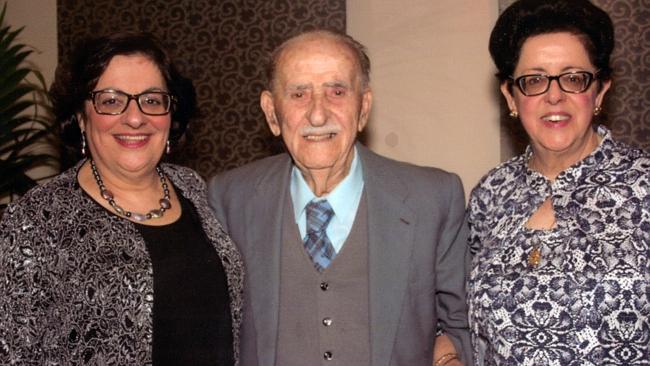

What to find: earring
left=166, top=140, right=171, bottom=154
left=509, top=110, right=519, bottom=118
left=81, top=132, right=87, bottom=156
left=594, top=106, right=602, bottom=116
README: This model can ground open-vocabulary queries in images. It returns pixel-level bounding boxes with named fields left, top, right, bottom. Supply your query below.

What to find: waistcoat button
left=323, top=351, right=333, bottom=360
left=322, top=317, right=332, bottom=326
left=320, top=282, right=329, bottom=291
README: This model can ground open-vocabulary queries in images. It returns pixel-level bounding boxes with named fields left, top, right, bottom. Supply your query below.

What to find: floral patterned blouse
left=467, top=126, right=650, bottom=365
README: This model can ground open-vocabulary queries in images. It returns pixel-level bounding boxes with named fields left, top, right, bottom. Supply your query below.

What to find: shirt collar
left=290, top=146, right=364, bottom=223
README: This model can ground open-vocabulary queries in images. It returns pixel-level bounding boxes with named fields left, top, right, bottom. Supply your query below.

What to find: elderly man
left=208, top=29, right=470, bottom=366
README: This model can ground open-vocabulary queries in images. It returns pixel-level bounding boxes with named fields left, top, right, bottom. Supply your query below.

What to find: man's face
left=261, top=35, right=372, bottom=179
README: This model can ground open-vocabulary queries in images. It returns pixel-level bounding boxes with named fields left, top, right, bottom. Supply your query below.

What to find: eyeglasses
left=511, top=71, right=597, bottom=96
left=88, top=89, right=176, bottom=116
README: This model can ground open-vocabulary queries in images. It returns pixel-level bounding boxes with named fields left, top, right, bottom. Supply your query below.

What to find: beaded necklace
left=90, top=159, right=172, bottom=221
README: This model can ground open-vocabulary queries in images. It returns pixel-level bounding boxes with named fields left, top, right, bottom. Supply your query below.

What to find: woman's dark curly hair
left=489, top=0, right=614, bottom=83
left=50, top=32, right=196, bottom=162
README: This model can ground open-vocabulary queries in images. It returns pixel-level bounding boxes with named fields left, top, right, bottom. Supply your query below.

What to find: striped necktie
left=304, top=199, right=336, bottom=271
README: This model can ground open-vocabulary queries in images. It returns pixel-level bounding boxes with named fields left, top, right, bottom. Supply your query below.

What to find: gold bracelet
left=435, top=352, right=459, bottom=366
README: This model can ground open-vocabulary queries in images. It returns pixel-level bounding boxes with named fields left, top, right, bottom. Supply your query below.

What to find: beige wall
left=6, top=0, right=58, bottom=86
left=348, top=0, right=501, bottom=199
left=3, top=0, right=58, bottom=203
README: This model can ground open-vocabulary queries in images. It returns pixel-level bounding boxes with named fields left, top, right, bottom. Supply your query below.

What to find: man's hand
left=433, top=334, right=464, bottom=366
left=440, top=359, right=464, bottom=366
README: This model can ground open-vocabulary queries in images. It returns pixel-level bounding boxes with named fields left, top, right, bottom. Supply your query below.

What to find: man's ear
left=260, top=90, right=281, bottom=136
left=357, top=88, right=373, bottom=132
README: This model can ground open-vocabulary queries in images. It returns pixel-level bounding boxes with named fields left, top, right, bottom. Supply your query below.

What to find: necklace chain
left=90, top=159, right=171, bottom=221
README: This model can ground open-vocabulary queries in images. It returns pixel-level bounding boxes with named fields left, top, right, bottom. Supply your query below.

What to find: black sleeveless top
left=135, top=194, right=234, bottom=365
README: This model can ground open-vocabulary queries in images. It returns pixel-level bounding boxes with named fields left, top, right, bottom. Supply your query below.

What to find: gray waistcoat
left=276, top=194, right=371, bottom=366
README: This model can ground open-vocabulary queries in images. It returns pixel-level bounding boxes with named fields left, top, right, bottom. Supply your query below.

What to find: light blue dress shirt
left=290, top=147, right=364, bottom=253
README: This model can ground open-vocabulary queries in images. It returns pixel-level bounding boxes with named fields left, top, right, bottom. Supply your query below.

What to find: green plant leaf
left=0, top=115, right=34, bottom=139
left=0, top=114, right=51, bottom=135
left=0, top=1, right=58, bottom=204
left=0, top=27, right=24, bottom=54
left=30, top=68, right=48, bottom=90
left=0, top=24, right=10, bottom=44
left=0, top=84, right=33, bottom=105
left=0, top=48, right=32, bottom=73
left=0, top=98, right=34, bottom=117
left=0, top=67, right=30, bottom=90
left=0, top=123, right=47, bottom=146
left=0, top=128, right=52, bottom=156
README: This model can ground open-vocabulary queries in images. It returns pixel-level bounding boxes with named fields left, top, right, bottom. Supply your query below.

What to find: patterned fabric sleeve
left=0, top=199, right=52, bottom=364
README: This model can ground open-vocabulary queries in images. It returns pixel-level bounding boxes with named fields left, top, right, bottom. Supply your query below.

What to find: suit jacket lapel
left=245, top=154, right=293, bottom=366
left=359, top=144, right=415, bottom=366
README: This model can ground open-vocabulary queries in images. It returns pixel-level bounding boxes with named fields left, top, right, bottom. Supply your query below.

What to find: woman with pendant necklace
left=0, top=32, right=242, bottom=365
left=467, top=0, right=649, bottom=365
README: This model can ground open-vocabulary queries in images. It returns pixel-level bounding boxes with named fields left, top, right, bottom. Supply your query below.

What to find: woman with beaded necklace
left=0, top=32, right=243, bottom=365
left=467, top=0, right=649, bottom=365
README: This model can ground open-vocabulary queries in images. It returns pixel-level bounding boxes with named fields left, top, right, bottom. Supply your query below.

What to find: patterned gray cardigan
left=0, top=162, right=243, bottom=365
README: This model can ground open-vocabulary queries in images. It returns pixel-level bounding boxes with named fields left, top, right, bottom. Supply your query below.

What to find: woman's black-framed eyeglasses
left=88, top=89, right=176, bottom=116
left=511, top=71, right=597, bottom=96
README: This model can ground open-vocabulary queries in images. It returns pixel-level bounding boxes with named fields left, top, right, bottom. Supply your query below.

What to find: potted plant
left=0, top=2, right=58, bottom=213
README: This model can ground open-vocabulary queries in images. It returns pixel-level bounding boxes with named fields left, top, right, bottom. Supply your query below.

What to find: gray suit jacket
left=208, top=144, right=471, bottom=366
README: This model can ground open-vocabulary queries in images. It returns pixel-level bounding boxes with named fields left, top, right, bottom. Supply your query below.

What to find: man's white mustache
left=300, top=124, right=341, bottom=136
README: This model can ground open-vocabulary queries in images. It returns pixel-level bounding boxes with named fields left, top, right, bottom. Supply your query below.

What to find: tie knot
left=305, top=199, right=334, bottom=234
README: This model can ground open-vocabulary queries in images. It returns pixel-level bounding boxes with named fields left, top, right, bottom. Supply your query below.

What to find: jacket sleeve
left=434, top=173, right=472, bottom=365
left=0, top=203, right=52, bottom=364
left=207, top=174, right=232, bottom=234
